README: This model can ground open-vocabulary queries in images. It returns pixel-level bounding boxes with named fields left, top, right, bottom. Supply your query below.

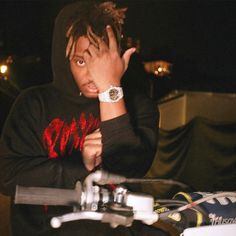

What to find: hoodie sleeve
left=0, top=90, right=89, bottom=196
left=100, top=92, right=159, bottom=178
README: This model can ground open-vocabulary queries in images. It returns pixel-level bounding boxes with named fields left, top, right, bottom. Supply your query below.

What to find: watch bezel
left=109, top=88, right=120, bottom=101
left=98, top=86, right=123, bottom=102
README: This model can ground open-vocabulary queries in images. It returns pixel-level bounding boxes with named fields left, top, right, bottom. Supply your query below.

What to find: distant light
left=1, top=76, right=8, bottom=81
left=0, top=64, right=8, bottom=74
left=143, top=60, right=173, bottom=78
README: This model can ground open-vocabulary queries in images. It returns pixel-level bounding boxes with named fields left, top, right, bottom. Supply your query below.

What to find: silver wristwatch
left=98, top=86, right=123, bottom=103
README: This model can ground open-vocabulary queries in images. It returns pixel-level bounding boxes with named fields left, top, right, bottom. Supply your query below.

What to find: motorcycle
left=14, top=170, right=236, bottom=235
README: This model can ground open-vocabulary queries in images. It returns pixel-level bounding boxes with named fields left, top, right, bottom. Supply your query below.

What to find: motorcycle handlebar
left=15, top=183, right=82, bottom=206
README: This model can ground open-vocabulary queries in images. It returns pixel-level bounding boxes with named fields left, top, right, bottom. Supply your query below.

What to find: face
left=69, top=36, right=98, bottom=98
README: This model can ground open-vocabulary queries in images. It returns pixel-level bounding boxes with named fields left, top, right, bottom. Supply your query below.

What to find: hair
left=66, top=1, right=127, bottom=59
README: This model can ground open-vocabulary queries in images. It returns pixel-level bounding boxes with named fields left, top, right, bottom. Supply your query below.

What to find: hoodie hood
left=51, top=2, right=90, bottom=100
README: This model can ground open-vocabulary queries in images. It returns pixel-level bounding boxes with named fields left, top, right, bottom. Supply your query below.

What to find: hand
left=83, top=25, right=136, bottom=92
left=82, top=129, right=102, bottom=171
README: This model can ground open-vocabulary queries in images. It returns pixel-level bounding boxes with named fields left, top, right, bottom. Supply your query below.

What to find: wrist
left=98, top=85, right=123, bottom=103
left=97, top=82, right=121, bottom=93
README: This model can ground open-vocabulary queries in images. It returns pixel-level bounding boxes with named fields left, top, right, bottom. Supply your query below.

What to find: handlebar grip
left=15, top=185, right=81, bottom=206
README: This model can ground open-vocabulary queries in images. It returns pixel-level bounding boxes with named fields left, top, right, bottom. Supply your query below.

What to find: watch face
left=109, top=88, right=119, bottom=100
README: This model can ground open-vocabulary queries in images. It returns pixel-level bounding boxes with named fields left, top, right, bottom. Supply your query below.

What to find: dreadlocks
left=66, top=1, right=127, bottom=59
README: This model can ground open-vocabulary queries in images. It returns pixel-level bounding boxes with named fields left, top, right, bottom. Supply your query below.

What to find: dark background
left=1, top=0, right=236, bottom=132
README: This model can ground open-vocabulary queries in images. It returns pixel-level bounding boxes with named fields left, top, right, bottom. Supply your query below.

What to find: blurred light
left=0, top=56, right=13, bottom=81
left=0, top=64, right=8, bottom=74
left=2, top=76, right=8, bottom=81
left=144, top=60, right=172, bottom=78
left=6, top=56, right=13, bottom=64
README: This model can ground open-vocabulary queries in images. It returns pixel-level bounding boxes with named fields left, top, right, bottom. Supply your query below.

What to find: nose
left=87, top=78, right=93, bottom=84
left=84, top=68, right=92, bottom=81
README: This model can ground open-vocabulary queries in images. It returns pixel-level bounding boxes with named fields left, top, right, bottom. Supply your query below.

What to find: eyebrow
left=73, top=54, right=84, bottom=59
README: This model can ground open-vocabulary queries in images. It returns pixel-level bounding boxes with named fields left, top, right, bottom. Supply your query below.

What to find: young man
left=0, top=1, right=158, bottom=235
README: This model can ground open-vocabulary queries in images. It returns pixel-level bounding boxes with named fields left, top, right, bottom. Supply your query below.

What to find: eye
left=76, top=58, right=85, bottom=67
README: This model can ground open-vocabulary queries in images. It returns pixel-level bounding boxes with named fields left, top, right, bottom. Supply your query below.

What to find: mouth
left=86, top=82, right=98, bottom=93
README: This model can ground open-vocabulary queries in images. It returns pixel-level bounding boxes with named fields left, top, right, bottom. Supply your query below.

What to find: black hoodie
left=0, top=1, right=158, bottom=235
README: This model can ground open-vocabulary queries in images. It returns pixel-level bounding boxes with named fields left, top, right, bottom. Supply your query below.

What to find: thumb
left=122, top=47, right=136, bottom=71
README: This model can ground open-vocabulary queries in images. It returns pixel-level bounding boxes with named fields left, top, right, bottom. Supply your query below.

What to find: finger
left=88, top=128, right=101, bottom=135
left=87, top=43, right=99, bottom=57
left=82, top=144, right=102, bottom=157
left=83, top=50, right=91, bottom=63
left=88, top=26, right=107, bottom=51
left=122, top=47, right=136, bottom=71
left=106, top=25, right=118, bottom=52
left=82, top=144, right=102, bottom=160
left=85, top=131, right=102, bottom=140
left=94, top=156, right=102, bottom=167
left=87, top=26, right=99, bottom=48
left=95, top=143, right=103, bottom=157
left=83, top=138, right=102, bottom=146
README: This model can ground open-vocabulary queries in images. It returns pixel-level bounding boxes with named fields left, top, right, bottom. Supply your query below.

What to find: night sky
left=1, top=0, right=236, bottom=131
